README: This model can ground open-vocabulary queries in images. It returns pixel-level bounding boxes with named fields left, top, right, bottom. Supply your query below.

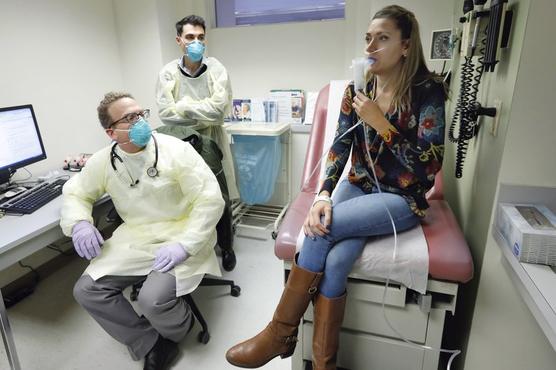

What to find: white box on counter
left=496, top=203, right=556, bottom=266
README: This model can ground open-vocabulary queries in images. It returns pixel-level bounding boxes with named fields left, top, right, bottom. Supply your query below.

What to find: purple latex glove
left=71, top=220, right=104, bottom=260
left=152, top=243, right=189, bottom=273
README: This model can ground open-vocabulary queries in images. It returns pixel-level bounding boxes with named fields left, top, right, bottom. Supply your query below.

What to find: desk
left=0, top=191, right=109, bottom=370
left=0, top=196, right=66, bottom=369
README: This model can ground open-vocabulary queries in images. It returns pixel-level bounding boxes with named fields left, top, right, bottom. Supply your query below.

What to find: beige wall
left=441, top=1, right=530, bottom=366
left=155, top=0, right=184, bottom=65
left=175, top=0, right=453, bottom=98
left=0, top=0, right=123, bottom=175
left=0, top=0, right=123, bottom=286
left=442, top=0, right=556, bottom=369
left=462, top=0, right=556, bottom=368
left=498, top=2, right=556, bottom=187
left=113, top=0, right=166, bottom=128
left=443, top=0, right=526, bottom=259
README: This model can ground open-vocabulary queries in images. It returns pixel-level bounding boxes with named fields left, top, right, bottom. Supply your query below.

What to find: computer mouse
left=4, top=186, right=27, bottom=198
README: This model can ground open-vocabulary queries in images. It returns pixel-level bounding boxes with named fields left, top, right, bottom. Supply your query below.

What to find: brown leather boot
left=312, top=293, right=347, bottom=370
left=226, top=257, right=322, bottom=368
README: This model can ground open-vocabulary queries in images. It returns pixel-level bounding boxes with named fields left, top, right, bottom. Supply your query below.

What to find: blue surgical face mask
left=186, top=40, right=205, bottom=62
left=128, top=118, right=152, bottom=147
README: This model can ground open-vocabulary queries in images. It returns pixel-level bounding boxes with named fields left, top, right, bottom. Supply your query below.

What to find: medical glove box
left=497, top=203, right=556, bottom=266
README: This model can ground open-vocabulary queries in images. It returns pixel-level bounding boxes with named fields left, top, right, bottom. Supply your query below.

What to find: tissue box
left=497, top=203, right=556, bottom=266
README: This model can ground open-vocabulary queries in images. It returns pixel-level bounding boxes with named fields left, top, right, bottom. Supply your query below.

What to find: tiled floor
left=0, top=236, right=292, bottom=370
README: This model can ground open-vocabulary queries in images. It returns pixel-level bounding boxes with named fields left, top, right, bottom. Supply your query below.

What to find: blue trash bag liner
left=232, top=134, right=282, bottom=205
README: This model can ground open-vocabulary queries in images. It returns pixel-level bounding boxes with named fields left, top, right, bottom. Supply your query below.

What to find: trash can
left=232, top=134, right=281, bottom=205
left=226, top=122, right=291, bottom=238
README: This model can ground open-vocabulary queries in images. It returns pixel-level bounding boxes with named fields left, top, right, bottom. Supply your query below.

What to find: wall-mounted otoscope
left=449, top=0, right=513, bottom=178
left=483, top=0, right=512, bottom=71
left=467, top=101, right=497, bottom=123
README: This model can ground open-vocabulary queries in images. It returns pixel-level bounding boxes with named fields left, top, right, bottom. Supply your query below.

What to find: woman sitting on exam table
left=226, top=5, right=447, bottom=370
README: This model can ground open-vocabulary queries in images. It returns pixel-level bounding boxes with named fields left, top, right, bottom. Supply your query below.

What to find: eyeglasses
left=109, top=109, right=150, bottom=128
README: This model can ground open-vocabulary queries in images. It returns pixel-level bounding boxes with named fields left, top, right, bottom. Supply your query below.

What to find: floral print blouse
left=321, top=78, right=446, bottom=217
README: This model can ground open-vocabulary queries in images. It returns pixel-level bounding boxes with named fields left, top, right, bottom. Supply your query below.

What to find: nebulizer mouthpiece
left=351, top=57, right=376, bottom=92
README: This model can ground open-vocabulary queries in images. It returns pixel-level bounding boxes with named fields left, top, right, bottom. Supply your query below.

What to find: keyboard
left=0, top=178, right=68, bottom=214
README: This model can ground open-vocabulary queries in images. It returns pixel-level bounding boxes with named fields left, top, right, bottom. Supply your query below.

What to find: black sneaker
left=222, top=249, right=237, bottom=271
left=143, top=335, right=178, bottom=370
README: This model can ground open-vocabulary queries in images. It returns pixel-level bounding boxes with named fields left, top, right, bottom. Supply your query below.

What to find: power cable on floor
left=47, top=245, right=75, bottom=256
left=18, top=261, right=40, bottom=284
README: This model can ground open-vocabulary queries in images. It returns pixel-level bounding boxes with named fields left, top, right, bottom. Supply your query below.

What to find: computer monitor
left=0, top=104, right=47, bottom=186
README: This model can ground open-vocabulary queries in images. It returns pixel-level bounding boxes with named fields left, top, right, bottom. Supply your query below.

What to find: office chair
left=105, top=206, right=241, bottom=344
left=105, top=199, right=241, bottom=344
left=129, top=275, right=240, bottom=344
left=103, top=127, right=241, bottom=343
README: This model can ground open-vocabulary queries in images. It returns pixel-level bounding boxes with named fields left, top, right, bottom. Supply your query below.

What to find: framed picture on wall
left=430, top=29, right=453, bottom=61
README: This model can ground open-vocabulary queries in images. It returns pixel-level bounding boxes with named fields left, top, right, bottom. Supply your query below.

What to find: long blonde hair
left=367, top=5, right=438, bottom=112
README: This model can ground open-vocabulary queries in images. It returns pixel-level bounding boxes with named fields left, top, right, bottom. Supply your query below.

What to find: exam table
left=274, top=81, right=473, bottom=370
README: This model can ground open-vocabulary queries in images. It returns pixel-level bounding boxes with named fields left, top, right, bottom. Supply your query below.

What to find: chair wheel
left=271, top=231, right=278, bottom=240
left=198, top=330, right=210, bottom=344
left=231, top=285, right=241, bottom=297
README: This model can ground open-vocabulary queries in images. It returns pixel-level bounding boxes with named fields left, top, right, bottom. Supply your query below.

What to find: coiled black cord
left=450, top=56, right=473, bottom=178
left=448, top=56, right=473, bottom=143
left=468, top=33, right=486, bottom=132
left=449, top=26, right=487, bottom=178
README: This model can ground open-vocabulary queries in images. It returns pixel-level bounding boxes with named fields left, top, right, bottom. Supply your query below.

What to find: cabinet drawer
left=302, top=323, right=425, bottom=370
left=305, top=281, right=429, bottom=342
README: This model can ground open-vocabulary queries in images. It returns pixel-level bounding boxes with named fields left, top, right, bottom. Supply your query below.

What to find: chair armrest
left=105, top=204, right=122, bottom=225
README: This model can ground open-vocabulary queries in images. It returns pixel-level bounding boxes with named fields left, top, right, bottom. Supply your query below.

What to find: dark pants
left=216, top=197, right=233, bottom=252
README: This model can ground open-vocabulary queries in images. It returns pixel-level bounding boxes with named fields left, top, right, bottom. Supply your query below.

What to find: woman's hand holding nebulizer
left=352, top=92, right=391, bottom=133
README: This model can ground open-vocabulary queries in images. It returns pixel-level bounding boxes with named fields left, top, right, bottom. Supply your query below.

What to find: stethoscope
left=110, top=134, right=159, bottom=187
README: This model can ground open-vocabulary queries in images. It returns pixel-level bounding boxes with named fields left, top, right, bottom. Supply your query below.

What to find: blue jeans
left=297, top=180, right=420, bottom=298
